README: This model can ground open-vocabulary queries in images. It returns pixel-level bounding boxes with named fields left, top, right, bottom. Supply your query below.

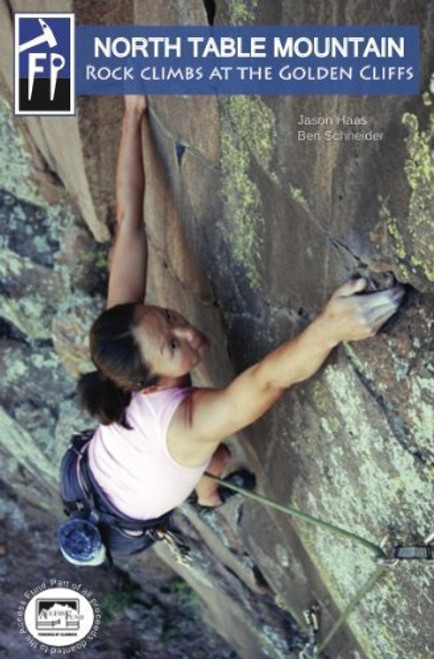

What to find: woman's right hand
left=123, top=94, right=148, bottom=115
left=320, top=277, right=405, bottom=346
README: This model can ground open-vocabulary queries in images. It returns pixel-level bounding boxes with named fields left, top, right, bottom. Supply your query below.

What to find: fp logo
left=14, top=13, right=75, bottom=115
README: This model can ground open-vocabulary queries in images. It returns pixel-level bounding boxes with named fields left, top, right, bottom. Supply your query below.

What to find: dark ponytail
left=78, top=371, right=132, bottom=426
left=78, top=303, right=158, bottom=426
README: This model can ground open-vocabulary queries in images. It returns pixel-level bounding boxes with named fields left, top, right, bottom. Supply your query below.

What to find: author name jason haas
left=298, top=115, right=367, bottom=126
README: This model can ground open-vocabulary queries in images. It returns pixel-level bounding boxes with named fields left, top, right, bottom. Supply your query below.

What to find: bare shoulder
left=167, top=372, right=281, bottom=466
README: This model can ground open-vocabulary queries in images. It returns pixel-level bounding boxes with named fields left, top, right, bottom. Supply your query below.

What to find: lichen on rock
left=383, top=104, right=434, bottom=285
left=226, top=0, right=259, bottom=24
left=0, top=101, right=106, bottom=501
left=0, top=99, right=42, bottom=205
left=220, top=96, right=276, bottom=289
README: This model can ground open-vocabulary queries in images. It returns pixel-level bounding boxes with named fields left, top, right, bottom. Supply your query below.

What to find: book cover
left=0, top=1, right=432, bottom=657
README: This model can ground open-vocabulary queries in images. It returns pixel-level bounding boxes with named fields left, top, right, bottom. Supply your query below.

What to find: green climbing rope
left=316, top=564, right=389, bottom=655
left=205, top=472, right=386, bottom=559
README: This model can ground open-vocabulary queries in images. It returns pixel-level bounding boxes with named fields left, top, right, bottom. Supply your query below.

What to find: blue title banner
left=76, top=26, right=419, bottom=96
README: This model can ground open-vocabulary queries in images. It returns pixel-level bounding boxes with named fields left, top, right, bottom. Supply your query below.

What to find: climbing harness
left=205, top=472, right=433, bottom=657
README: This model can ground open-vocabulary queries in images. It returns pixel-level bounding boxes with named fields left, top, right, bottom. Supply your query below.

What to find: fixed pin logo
left=15, top=13, right=75, bottom=115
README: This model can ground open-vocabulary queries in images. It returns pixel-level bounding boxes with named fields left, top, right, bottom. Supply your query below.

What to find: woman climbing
left=59, top=95, right=404, bottom=566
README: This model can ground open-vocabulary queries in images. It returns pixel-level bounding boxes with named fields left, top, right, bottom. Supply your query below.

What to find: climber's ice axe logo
left=14, top=13, right=75, bottom=116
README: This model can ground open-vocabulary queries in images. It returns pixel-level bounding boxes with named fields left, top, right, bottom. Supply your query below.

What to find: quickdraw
left=377, top=531, right=434, bottom=565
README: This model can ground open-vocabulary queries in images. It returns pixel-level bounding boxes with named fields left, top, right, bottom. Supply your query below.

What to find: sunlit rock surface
left=0, top=1, right=433, bottom=657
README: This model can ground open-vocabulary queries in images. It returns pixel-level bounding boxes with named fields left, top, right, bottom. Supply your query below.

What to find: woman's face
left=133, top=305, right=209, bottom=380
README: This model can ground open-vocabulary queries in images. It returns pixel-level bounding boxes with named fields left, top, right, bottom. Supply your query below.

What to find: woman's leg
left=194, top=444, right=232, bottom=507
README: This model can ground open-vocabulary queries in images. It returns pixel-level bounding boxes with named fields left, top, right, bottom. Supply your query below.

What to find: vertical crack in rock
left=3, top=0, right=13, bottom=23
left=202, top=0, right=216, bottom=25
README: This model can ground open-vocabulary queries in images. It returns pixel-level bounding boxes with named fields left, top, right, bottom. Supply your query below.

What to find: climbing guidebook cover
left=1, top=1, right=433, bottom=657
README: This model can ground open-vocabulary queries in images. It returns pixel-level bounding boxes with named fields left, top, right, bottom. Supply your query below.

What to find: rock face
left=1, top=1, right=433, bottom=658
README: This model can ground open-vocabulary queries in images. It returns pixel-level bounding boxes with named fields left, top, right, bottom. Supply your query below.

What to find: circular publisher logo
left=17, top=581, right=100, bottom=654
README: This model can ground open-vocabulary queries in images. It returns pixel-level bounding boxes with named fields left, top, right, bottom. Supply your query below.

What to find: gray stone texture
left=0, top=1, right=433, bottom=657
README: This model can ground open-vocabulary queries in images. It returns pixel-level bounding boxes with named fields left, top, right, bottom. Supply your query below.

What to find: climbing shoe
left=187, top=469, right=256, bottom=510
left=217, top=469, right=256, bottom=504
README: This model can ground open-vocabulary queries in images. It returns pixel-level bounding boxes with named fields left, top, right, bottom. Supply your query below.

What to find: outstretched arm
left=107, top=96, right=148, bottom=309
left=170, top=278, right=404, bottom=466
